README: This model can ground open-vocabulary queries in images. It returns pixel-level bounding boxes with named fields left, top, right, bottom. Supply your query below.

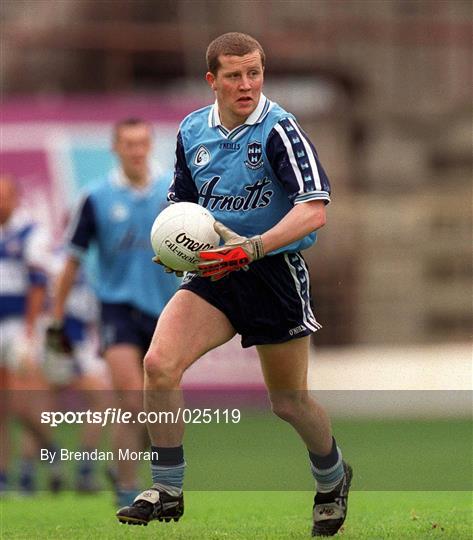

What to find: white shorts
left=74, top=339, right=108, bottom=378
left=0, top=317, right=40, bottom=371
left=41, top=327, right=109, bottom=385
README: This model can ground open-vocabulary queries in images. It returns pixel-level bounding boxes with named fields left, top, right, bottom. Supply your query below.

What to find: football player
left=117, top=33, right=352, bottom=537
left=49, top=120, right=180, bottom=506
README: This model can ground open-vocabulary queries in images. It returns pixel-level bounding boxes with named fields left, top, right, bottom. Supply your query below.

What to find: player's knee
left=143, top=349, right=182, bottom=388
left=269, top=393, right=306, bottom=423
left=271, top=401, right=297, bottom=423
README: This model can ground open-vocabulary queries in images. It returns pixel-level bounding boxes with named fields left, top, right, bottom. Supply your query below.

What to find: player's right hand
left=152, top=256, right=184, bottom=277
left=197, top=221, right=265, bottom=281
left=45, top=320, right=73, bottom=354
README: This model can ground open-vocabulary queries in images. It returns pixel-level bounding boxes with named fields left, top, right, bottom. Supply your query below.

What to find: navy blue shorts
left=99, top=303, right=157, bottom=352
left=181, top=252, right=322, bottom=348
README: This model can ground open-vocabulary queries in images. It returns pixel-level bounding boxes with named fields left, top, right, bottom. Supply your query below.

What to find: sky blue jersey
left=169, top=94, right=331, bottom=254
left=67, top=169, right=180, bottom=318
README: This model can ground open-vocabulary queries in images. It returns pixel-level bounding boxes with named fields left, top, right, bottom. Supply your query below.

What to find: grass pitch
left=1, top=417, right=471, bottom=538
left=1, top=490, right=472, bottom=539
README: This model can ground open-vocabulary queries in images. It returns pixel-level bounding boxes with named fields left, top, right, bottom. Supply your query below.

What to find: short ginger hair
left=206, top=32, right=265, bottom=75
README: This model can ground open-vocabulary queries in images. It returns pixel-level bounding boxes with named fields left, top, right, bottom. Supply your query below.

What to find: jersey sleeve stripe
left=273, top=123, right=305, bottom=193
left=287, top=118, right=322, bottom=191
left=294, top=191, right=331, bottom=204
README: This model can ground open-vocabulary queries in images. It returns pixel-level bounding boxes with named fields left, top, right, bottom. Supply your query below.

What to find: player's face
left=114, top=124, right=152, bottom=181
left=206, top=51, right=264, bottom=130
left=0, top=176, right=18, bottom=225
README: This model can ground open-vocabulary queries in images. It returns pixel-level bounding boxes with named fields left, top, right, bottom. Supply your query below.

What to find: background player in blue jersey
left=49, top=119, right=180, bottom=506
left=117, top=34, right=352, bottom=536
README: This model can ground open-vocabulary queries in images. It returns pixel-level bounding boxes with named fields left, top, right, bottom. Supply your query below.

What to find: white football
left=150, top=202, right=219, bottom=271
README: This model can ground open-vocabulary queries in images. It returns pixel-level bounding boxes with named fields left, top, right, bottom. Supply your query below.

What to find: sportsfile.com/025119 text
left=40, top=408, right=242, bottom=428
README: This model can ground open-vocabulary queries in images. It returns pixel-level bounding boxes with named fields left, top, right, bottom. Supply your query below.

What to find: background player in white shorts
left=44, top=241, right=111, bottom=492
left=0, top=175, right=62, bottom=494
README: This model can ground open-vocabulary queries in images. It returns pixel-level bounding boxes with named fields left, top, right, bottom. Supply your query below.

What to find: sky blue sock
left=309, top=437, right=344, bottom=493
left=117, top=488, right=138, bottom=507
left=150, top=445, right=185, bottom=494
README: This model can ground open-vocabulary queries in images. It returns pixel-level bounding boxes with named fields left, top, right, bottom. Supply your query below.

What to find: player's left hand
left=198, top=221, right=265, bottom=281
left=152, top=256, right=184, bottom=277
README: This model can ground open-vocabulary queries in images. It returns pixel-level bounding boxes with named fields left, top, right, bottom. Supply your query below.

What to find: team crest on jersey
left=245, top=141, right=263, bottom=170
left=194, top=145, right=211, bottom=166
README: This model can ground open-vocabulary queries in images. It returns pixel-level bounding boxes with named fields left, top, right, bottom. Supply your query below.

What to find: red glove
left=198, top=221, right=265, bottom=281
